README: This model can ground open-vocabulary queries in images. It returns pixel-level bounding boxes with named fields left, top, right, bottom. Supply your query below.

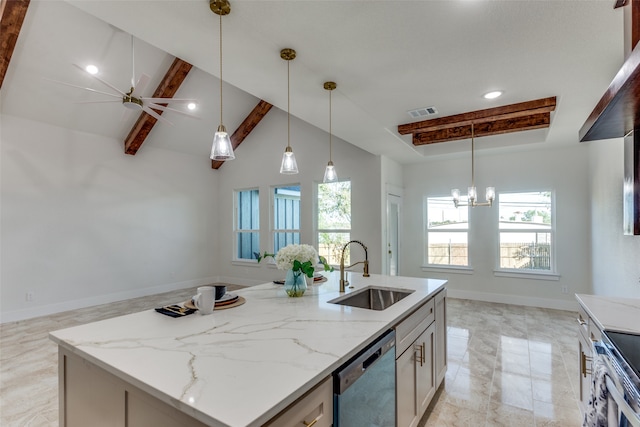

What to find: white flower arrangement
left=274, top=244, right=319, bottom=271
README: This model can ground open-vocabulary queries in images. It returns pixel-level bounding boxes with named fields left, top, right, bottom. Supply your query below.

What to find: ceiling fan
left=51, top=35, right=197, bottom=125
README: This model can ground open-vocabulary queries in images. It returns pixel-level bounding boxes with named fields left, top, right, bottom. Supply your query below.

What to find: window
left=234, top=188, right=260, bottom=261
left=273, top=185, right=301, bottom=253
left=498, top=191, right=554, bottom=271
left=425, top=196, right=469, bottom=266
left=317, top=180, right=351, bottom=265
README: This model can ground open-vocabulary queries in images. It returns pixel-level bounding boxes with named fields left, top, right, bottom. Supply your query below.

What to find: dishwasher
left=333, top=329, right=396, bottom=427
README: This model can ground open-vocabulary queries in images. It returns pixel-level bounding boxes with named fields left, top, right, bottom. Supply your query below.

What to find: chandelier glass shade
left=451, top=123, right=495, bottom=208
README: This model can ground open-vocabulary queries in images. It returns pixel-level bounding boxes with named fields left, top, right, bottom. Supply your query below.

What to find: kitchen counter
left=50, top=272, right=447, bottom=427
left=575, top=294, right=640, bottom=334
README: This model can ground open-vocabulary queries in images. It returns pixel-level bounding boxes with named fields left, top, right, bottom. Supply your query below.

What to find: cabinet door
left=397, top=344, right=418, bottom=427
left=578, top=328, right=593, bottom=413
left=416, top=323, right=436, bottom=417
left=434, top=290, right=447, bottom=387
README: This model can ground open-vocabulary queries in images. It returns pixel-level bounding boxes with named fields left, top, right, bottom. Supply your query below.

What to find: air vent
left=407, top=106, right=438, bottom=119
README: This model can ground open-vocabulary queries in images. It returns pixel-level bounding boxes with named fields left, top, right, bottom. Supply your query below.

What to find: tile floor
left=0, top=291, right=582, bottom=426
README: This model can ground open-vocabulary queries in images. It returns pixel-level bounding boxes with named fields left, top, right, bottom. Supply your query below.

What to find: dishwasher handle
left=362, top=348, right=381, bottom=371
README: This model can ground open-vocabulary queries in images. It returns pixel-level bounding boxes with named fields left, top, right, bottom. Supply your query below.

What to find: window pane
left=427, top=232, right=468, bottom=266
left=318, top=181, right=351, bottom=230
left=274, top=232, right=300, bottom=253
left=235, top=189, right=259, bottom=260
left=273, top=185, right=301, bottom=253
left=318, top=232, right=350, bottom=266
left=237, top=232, right=260, bottom=260
left=499, top=192, right=551, bottom=229
left=499, top=232, right=551, bottom=270
left=428, top=197, right=468, bottom=228
left=426, top=196, right=468, bottom=266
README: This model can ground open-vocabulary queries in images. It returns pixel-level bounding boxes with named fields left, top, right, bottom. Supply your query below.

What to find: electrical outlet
left=561, top=286, right=569, bottom=294
left=25, top=291, right=34, bottom=302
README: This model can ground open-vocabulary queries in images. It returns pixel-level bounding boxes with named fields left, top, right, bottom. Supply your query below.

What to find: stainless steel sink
left=329, top=287, right=414, bottom=311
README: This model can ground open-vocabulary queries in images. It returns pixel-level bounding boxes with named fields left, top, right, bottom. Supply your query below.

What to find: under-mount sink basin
left=328, top=286, right=414, bottom=311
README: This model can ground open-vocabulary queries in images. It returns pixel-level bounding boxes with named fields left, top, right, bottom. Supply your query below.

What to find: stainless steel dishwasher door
left=333, top=329, right=396, bottom=427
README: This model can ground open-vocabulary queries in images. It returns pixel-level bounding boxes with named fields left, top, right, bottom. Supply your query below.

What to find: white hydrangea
left=274, top=244, right=319, bottom=270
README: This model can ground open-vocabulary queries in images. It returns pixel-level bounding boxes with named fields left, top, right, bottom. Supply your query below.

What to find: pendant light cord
left=329, top=89, right=332, bottom=162
left=471, top=123, right=475, bottom=189
left=219, top=12, right=223, bottom=126
left=131, top=35, right=135, bottom=90
left=287, top=59, right=291, bottom=149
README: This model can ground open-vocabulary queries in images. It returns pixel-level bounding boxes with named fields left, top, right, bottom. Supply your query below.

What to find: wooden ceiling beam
left=413, top=112, right=551, bottom=146
left=124, top=57, right=193, bottom=155
left=398, top=96, right=556, bottom=136
left=0, top=0, right=30, bottom=90
left=212, top=99, right=273, bottom=169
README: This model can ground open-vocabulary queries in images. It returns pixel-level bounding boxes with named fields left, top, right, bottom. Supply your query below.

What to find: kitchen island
left=50, top=272, right=447, bottom=427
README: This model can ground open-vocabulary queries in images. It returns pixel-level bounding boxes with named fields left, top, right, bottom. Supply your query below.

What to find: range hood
left=579, top=2, right=640, bottom=235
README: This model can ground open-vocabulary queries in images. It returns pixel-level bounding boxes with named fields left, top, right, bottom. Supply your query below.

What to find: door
left=387, top=194, right=401, bottom=276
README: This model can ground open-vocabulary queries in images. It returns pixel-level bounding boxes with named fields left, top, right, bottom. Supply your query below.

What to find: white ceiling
left=1, top=0, right=625, bottom=164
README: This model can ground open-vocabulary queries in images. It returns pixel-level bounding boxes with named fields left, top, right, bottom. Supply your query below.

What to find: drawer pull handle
left=415, top=342, right=425, bottom=367
left=576, top=317, right=586, bottom=326
left=581, top=351, right=593, bottom=377
left=303, top=414, right=322, bottom=427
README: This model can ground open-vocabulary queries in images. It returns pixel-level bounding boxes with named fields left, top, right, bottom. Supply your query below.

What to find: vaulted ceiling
left=0, top=0, right=625, bottom=165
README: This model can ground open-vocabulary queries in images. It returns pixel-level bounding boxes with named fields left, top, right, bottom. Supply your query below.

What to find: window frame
left=316, top=179, right=352, bottom=267
left=494, top=190, right=558, bottom=279
left=422, top=195, right=471, bottom=271
left=271, top=184, right=301, bottom=255
left=233, top=187, right=260, bottom=263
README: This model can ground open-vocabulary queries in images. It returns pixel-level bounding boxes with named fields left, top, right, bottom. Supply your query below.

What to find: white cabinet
left=434, top=289, right=447, bottom=386
left=263, top=377, right=333, bottom=427
left=396, top=290, right=445, bottom=427
left=577, top=304, right=602, bottom=413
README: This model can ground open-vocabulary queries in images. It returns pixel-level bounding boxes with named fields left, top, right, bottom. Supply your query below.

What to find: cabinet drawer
left=395, top=298, right=435, bottom=357
left=264, top=377, right=333, bottom=427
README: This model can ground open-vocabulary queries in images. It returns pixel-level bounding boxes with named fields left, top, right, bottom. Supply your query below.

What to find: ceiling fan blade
left=131, top=73, right=150, bottom=97
left=146, top=103, right=200, bottom=119
left=72, top=64, right=127, bottom=96
left=73, top=100, right=121, bottom=104
left=143, top=106, right=173, bottom=125
left=44, top=78, right=122, bottom=98
left=141, top=97, right=197, bottom=104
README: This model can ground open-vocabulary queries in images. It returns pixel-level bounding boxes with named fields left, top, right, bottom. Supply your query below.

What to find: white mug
left=193, top=286, right=215, bottom=315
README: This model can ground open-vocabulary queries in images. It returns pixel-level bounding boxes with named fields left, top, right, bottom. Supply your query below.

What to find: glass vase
left=284, top=269, right=307, bottom=297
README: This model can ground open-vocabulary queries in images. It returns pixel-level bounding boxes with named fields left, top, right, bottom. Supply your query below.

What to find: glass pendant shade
left=485, top=186, right=496, bottom=202
left=280, top=146, right=298, bottom=174
left=468, top=186, right=477, bottom=203
left=323, top=161, right=337, bottom=183
left=210, top=125, right=235, bottom=160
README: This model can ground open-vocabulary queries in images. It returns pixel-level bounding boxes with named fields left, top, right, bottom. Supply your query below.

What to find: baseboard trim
left=447, top=288, right=578, bottom=311
left=0, top=276, right=220, bottom=323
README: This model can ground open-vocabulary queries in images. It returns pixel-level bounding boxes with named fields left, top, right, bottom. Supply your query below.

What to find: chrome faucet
left=339, top=240, right=370, bottom=292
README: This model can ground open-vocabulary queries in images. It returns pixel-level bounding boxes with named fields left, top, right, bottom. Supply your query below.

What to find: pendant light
left=210, top=0, right=235, bottom=161
left=323, top=81, right=338, bottom=183
left=280, top=48, right=299, bottom=174
left=451, top=123, right=495, bottom=208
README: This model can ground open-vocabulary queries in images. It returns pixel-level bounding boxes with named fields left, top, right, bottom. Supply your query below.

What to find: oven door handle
left=604, top=376, right=640, bottom=427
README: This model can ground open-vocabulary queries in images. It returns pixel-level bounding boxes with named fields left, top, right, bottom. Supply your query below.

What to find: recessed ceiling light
left=187, top=102, right=197, bottom=111
left=85, top=65, right=99, bottom=75
left=483, top=91, right=503, bottom=100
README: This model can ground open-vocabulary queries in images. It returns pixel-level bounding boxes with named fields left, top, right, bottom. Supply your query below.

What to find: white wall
left=401, top=144, right=592, bottom=310
left=1, top=115, right=219, bottom=322
left=215, top=107, right=382, bottom=285
left=588, top=138, right=640, bottom=298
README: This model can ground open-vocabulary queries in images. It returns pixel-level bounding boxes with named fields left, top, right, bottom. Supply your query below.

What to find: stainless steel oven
left=333, top=329, right=396, bottom=427
left=591, top=330, right=640, bottom=427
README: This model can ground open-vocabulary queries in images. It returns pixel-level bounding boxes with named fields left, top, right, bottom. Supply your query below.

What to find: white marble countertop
left=575, top=294, right=640, bottom=334
left=50, top=272, right=447, bottom=427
